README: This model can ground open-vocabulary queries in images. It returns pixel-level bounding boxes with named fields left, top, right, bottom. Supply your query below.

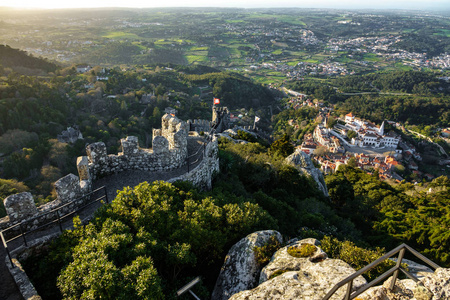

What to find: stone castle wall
left=168, top=136, right=219, bottom=190
left=1, top=114, right=218, bottom=230
left=187, top=119, right=211, bottom=133
left=85, top=114, right=188, bottom=181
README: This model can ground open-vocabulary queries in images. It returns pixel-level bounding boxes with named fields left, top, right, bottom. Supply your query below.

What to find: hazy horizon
left=1, top=0, right=449, bottom=11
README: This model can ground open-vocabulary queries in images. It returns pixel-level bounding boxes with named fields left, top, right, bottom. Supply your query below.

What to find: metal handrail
left=1, top=186, right=108, bottom=268
left=322, top=243, right=441, bottom=300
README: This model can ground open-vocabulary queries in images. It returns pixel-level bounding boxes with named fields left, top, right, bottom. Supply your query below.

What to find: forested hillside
left=0, top=45, right=58, bottom=74
left=21, top=138, right=450, bottom=299
left=0, top=51, right=277, bottom=216
left=286, top=71, right=450, bottom=127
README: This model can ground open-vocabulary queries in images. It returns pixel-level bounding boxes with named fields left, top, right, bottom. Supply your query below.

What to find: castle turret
left=212, top=106, right=230, bottom=133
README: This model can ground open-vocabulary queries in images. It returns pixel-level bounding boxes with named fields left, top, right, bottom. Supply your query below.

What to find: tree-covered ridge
left=0, top=64, right=277, bottom=212
left=286, top=71, right=450, bottom=127
left=20, top=137, right=450, bottom=299
left=287, top=71, right=450, bottom=95
left=184, top=72, right=277, bottom=109
left=395, top=33, right=450, bottom=57
left=0, top=45, right=58, bottom=74
left=326, top=165, right=450, bottom=266
left=334, top=95, right=450, bottom=127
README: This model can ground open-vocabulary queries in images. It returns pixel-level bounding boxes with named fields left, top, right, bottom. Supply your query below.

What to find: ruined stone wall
left=0, top=114, right=219, bottom=230
left=1, top=114, right=189, bottom=229
left=212, top=106, right=230, bottom=133
left=168, top=136, right=219, bottom=190
left=86, top=114, right=188, bottom=180
left=187, top=119, right=211, bottom=133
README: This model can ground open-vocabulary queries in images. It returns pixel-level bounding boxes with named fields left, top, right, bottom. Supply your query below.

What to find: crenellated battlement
left=187, top=119, right=212, bottom=133
left=1, top=114, right=199, bottom=229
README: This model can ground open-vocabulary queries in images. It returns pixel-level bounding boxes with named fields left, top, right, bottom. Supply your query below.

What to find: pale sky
left=0, top=0, right=449, bottom=10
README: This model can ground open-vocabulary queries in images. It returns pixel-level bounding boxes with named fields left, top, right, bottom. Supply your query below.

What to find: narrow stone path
left=0, top=136, right=206, bottom=300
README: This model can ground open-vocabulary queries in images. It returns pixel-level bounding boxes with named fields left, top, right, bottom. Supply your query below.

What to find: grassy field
left=103, top=31, right=141, bottom=39
left=363, top=53, right=383, bottom=62
left=186, top=56, right=209, bottom=64
left=434, top=29, right=450, bottom=37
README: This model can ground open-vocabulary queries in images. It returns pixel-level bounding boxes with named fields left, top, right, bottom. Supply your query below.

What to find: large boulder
left=212, top=230, right=283, bottom=300
left=227, top=238, right=366, bottom=300
left=418, top=268, right=450, bottom=299
left=230, top=258, right=367, bottom=300
left=351, top=268, right=450, bottom=300
left=259, top=238, right=328, bottom=284
left=285, top=149, right=329, bottom=197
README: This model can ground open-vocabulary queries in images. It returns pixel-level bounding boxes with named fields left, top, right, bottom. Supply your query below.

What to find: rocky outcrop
left=259, top=239, right=329, bottom=284
left=420, top=268, right=450, bottom=299
left=212, top=230, right=283, bottom=300
left=358, top=268, right=450, bottom=300
left=285, top=149, right=329, bottom=197
left=230, top=259, right=366, bottom=300
left=339, top=267, right=450, bottom=300
left=216, top=231, right=448, bottom=300
left=227, top=239, right=366, bottom=300
left=389, top=258, right=433, bottom=279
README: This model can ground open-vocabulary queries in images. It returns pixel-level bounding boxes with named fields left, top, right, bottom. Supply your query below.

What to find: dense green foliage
left=184, top=72, right=276, bottom=109
left=395, top=33, right=450, bottom=57
left=286, top=71, right=450, bottom=128
left=269, top=134, right=294, bottom=158
left=272, top=106, right=318, bottom=140
left=24, top=181, right=274, bottom=299
left=325, top=166, right=450, bottom=266
left=320, top=236, right=396, bottom=281
left=0, top=45, right=58, bottom=74
left=335, top=94, right=450, bottom=127
left=253, top=235, right=283, bottom=266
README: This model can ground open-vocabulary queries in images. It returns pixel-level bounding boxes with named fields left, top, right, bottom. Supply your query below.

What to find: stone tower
left=212, top=106, right=230, bottom=133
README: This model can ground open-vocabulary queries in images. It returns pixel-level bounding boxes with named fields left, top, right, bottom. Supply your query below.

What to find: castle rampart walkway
left=93, top=135, right=206, bottom=200
left=0, top=136, right=207, bottom=300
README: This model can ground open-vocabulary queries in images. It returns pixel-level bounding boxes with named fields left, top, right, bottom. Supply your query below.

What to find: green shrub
left=320, top=236, right=397, bottom=281
left=253, top=235, right=283, bottom=266
left=287, top=243, right=316, bottom=258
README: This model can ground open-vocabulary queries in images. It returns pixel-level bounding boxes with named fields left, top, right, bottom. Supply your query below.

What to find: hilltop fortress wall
left=1, top=114, right=218, bottom=230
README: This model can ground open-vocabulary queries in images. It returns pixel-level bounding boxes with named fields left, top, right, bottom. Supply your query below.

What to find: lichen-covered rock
left=260, top=239, right=330, bottom=284
left=212, top=230, right=283, bottom=300
left=285, top=149, right=329, bottom=197
left=389, top=258, right=434, bottom=279
left=77, top=156, right=90, bottom=181
left=420, top=268, right=450, bottom=299
left=121, top=136, right=139, bottom=156
left=357, top=268, right=450, bottom=300
left=230, top=258, right=367, bottom=300
left=86, top=141, right=107, bottom=164
left=4, top=192, right=37, bottom=222
left=54, top=174, right=81, bottom=203
left=358, top=277, right=430, bottom=300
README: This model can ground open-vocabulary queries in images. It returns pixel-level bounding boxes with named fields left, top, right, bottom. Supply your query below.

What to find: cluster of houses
left=341, top=113, right=401, bottom=148
left=301, top=112, right=400, bottom=153
left=314, top=152, right=402, bottom=180
left=297, top=112, right=437, bottom=182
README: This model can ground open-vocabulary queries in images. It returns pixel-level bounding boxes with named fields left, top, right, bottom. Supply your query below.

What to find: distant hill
left=0, top=45, right=58, bottom=74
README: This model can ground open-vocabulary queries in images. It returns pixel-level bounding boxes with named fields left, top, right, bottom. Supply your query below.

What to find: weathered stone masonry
left=1, top=114, right=218, bottom=230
